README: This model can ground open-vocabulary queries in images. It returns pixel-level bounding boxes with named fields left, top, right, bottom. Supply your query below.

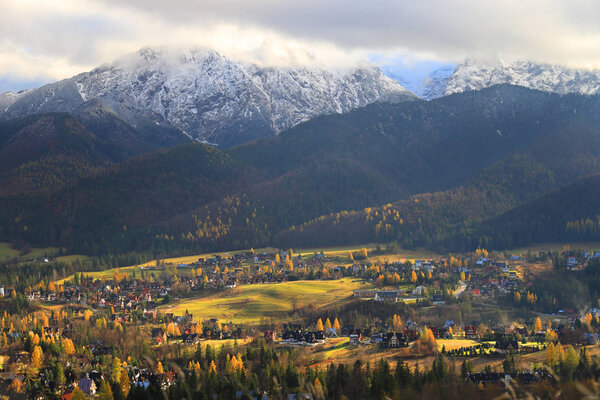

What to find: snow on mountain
left=0, top=91, right=27, bottom=112
left=0, top=48, right=415, bottom=147
left=445, top=59, right=600, bottom=97
left=420, top=65, right=455, bottom=100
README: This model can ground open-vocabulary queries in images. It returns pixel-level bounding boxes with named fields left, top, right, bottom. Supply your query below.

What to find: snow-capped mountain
left=0, top=48, right=415, bottom=147
left=444, top=59, right=600, bottom=97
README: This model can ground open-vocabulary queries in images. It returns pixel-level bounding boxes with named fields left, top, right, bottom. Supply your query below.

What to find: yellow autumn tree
left=84, top=309, right=93, bottom=321
left=361, top=248, right=368, bottom=259
left=392, top=314, right=403, bottom=331
left=514, top=291, right=521, bottom=303
left=208, top=360, right=217, bottom=374
left=545, top=342, right=558, bottom=366
left=333, top=318, right=341, bottom=331
left=324, top=318, right=332, bottom=330
left=316, top=318, right=324, bottom=331
left=534, top=317, right=542, bottom=332
left=545, top=329, right=557, bottom=343
left=285, top=256, right=293, bottom=271
left=314, top=377, right=324, bottom=399
left=156, top=361, right=164, bottom=374
left=62, top=338, right=75, bottom=355
left=31, top=345, right=44, bottom=369
left=410, top=270, right=417, bottom=283
left=120, top=370, right=131, bottom=397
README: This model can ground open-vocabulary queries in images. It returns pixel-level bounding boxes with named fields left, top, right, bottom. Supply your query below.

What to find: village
left=2, top=245, right=600, bottom=398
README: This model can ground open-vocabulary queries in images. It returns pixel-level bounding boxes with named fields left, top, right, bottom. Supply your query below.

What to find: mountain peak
left=445, top=59, right=600, bottom=96
left=1, top=47, right=415, bottom=148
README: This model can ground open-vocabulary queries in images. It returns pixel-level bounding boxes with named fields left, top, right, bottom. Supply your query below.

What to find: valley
left=2, top=56, right=600, bottom=400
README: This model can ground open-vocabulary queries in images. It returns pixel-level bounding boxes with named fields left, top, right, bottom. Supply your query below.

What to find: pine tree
left=98, top=380, right=114, bottom=400
left=71, top=387, right=86, bottom=400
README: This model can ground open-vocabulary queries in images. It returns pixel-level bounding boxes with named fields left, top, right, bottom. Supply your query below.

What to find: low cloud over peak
left=1, top=0, right=600, bottom=92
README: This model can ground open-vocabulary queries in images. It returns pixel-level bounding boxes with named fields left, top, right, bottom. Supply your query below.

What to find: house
left=370, top=332, right=383, bottom=343
left=495, top=339, right=519, bottom=354
left=78, top=376, right=97, bottom=395
left=472, top=289, right=481, bottom=297
left=264, top=331, right=277, bottom=343
left=182, top=334, right=200, bottom=345
left=584, top=333, right=600, bottom=345
left=464, top=325, right=478, bottom=339
left=374, top=291, right=398, bottom=302
left=432, top=295, right=446, bottom=305
left=382, top=332, right=407, bottom=348
left=411, top=286, right=425, bottom=297
left=152, top=328, right=167, bottom=344
left=349, top=334, right=360, bottom=345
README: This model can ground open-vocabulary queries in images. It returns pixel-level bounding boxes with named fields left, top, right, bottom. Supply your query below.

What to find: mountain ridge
left=0, top=48, right=416, bottom=148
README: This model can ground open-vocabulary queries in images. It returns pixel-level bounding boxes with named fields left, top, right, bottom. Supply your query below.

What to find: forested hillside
left=1, top=85, right=600, bottom=257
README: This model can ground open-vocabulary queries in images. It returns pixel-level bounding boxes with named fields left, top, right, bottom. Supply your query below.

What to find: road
left=453, top=281, right=467, bottom=298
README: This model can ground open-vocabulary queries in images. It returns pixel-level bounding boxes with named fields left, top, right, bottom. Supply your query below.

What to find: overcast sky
left=1, top=0, right=600, bottom=92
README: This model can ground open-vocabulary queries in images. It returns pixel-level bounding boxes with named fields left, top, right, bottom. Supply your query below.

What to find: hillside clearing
left=160, top=279, right=371, bottom=325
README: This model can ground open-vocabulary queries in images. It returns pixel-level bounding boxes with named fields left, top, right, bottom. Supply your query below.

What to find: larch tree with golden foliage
left=514, top=291, right=521, bottom=303
left=410, top=270, right=417, bottom=283
left=316, top=318, right=324, bottom=331
left=333, top=318, right=341, bottom=331
left=209, top=360, right=217, bottom=374
left=534, top=317, right=542, bottom=332
left=31, top=345, right=44, bottom=369
left=392, top=314, right=403, bottom=331
left=62, top=338, right=75, bottom=355
left=324, top=318, right=332, bottom=330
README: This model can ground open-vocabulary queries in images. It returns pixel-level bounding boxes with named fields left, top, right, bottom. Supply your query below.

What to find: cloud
left=0, top=0, right=599, bottom=91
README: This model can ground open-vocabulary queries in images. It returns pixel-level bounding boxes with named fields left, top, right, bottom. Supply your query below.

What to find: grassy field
left=160, top=278, right=371, bottom=325
left=0, top=241, right=60, bottom=262
left=437, top=339, right=480, bottom=352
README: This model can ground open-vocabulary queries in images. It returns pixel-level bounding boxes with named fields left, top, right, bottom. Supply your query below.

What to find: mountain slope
left=458, top=173, right=600, bottom=250
left=2, top=85, right=600, bottom=255
left=1, top=48, right=416, bottom=147
left=0, top=113, right=113, bottom=195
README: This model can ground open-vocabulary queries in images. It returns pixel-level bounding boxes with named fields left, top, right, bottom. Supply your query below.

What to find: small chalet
left=78, top=376, right=97, bottom=395
left=464, top=325, right=478, bottom=339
